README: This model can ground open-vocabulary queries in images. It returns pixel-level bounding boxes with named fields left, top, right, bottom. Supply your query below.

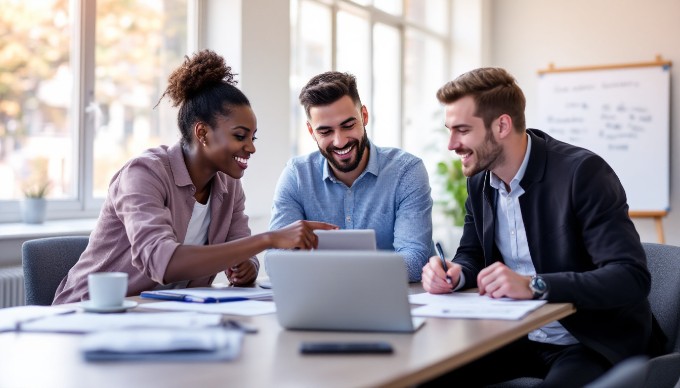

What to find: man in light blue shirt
left=267, top=71, right=433, bottom=282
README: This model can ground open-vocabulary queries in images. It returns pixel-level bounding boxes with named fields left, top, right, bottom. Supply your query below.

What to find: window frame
left=0, top=0, right=199, bottom=223
left=290, top=0, right=452, bottom=154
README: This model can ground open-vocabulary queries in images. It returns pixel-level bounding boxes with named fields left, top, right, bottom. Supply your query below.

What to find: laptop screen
left=268, top=250, right=423, bottom=332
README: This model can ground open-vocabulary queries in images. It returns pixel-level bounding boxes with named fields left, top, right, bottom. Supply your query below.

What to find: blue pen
left=435, top=242, right=452, bottom=285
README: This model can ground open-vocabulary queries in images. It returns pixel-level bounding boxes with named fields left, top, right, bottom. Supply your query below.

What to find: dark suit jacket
left=454, top=128, right=663, bottom=364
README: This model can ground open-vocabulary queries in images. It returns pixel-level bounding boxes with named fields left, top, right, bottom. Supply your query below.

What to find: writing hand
left=422, top=256, right=461, bottom=294
left=477, top=262, right=532, bottom=299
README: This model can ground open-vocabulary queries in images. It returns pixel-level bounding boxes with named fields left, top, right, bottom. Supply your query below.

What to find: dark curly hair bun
left=162, top=49, right=238, bottom=107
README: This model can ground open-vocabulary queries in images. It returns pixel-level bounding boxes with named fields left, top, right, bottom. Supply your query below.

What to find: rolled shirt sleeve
left=114, top=159, right=182, bottom=283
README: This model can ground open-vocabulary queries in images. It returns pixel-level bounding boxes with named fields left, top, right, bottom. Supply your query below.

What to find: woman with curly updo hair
left=54, top=50, right=336, bottom=304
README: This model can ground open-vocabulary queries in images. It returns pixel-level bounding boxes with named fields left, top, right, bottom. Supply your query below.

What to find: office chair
left=22, top=236, right=89, bottom=305
left=485, top=356, right=649, bottom=388
left=641, top=242, right=680, bottom=388
left=584, top=356, right=648, bottom=388
left=487, top=242, right=680, bottom=388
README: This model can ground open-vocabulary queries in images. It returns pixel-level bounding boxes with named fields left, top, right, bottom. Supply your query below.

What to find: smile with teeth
left=334, top=145, right=353, bottom=155
left=234, top=156, right=248, bottom=166
left=457, top=152, right=472, bottom=162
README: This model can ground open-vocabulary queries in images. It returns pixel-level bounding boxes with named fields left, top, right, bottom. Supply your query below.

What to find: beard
left=461, top=129, right=504, bottom=177
left=319, top=129, right=370, bottom=173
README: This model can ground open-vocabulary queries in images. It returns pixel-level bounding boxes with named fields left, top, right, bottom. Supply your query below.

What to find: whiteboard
left=537, top=65, right=670, bottom=211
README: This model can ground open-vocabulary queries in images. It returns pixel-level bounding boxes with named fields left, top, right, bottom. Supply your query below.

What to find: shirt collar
left=322, top=141, right=379, bottom=182
left=168, top=142, right=193, bottom=188
left=490, top=134, right=532, bottom=192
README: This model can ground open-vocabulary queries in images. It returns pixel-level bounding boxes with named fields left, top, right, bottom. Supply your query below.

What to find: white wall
left=200, top=0, right=679, bottom=245
left=489, top=0, right=680, bottom=245
left=202, top=0, right=291, bottom=235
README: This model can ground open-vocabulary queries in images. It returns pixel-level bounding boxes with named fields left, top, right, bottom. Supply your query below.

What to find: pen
left=14, top=309, right=77, bottom=332
left=184, top=295, right=208, bottom=303
left=435, top=242, right=452, bottom=285
left=224, top=319, right=259, bottom=334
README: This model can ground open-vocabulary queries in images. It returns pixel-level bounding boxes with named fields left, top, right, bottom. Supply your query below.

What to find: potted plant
left=433, top=158, right=468, bottom=254
left=21, top=180, right=50, bottom=224
left=436, top=158, right=468, bottom=227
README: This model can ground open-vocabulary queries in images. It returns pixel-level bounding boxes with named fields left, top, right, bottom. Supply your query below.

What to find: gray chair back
left=585, top=356, right=648, bottom=388
left=22, top=236, right=89, bottom=305
left=642, top=242, right=680, bottom=388
left=643, top=242, right=680, bottom=352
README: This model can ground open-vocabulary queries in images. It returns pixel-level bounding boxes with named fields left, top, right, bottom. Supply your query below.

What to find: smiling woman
left=52, top=50, right=337, bottom=305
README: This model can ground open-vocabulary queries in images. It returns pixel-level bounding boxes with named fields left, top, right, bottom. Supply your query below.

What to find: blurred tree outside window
left=0, top=0, right=74, bottom=200
left=0, top=0, right=189, bottom=221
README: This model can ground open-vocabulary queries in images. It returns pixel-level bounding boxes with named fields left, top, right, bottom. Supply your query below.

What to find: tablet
left=314, top=229, right=377, bottom=250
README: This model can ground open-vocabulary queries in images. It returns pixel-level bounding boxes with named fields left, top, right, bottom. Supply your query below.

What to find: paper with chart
left=409, top=292, right=547, bottom=320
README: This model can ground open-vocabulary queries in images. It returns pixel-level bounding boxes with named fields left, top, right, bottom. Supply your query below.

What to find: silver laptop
left=267, top=250, right=425, bottom=332
left=314, top=229, right=377, bottom=250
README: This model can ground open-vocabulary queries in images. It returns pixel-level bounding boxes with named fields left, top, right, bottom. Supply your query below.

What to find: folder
left=140, top=287, right=273, bottom=304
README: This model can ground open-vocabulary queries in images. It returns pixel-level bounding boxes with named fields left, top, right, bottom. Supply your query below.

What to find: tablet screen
left=314, top=229, right=377, bottom=250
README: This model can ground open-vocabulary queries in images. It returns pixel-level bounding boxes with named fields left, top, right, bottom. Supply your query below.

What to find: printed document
left=409, top=292, right=547, bottom=320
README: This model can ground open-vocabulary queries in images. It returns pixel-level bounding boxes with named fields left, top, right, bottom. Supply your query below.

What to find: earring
left=201, top=137, right=207, bottom=146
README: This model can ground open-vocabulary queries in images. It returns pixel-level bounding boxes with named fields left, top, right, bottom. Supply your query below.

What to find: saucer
left=258, top=280, right=272, bottom=289
left=79, top=300, right=138, bottom=313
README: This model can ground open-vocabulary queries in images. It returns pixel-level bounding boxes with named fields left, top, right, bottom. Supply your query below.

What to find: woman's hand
left=227, top=259, right=258, bottom=285
left=268, top=220, right=338, bottom=250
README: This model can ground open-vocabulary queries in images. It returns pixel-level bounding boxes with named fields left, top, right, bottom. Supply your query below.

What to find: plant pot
left=21, top=198, right=47, bottom=224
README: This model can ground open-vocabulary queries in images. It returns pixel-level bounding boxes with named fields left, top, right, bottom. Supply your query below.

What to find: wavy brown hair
left=437, top=67, right=526, bottom=132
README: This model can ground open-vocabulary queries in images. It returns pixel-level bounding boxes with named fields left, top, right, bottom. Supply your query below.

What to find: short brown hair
left=299, top=71, right=362, bottom=118
left=436, top=67, right=526, bottom=132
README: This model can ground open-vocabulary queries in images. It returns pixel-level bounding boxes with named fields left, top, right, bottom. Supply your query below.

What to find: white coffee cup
left=87, top=272, right=128, bottom=308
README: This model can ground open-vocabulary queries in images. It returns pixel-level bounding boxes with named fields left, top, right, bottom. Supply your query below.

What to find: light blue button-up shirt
left=266, top=142, right=434, bottom=282
left=489, top=135, right=578, bottom=345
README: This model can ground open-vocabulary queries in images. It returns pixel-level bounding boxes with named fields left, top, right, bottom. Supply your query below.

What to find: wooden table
left=0, top=285, right=574, bottom=388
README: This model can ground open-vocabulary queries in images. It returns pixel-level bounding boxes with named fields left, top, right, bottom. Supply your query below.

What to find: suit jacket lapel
left=482, top=171, right=497, bottom=266
left=520, top=129, right=548, bottom=272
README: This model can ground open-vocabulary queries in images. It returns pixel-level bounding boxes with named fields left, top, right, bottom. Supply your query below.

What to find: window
left=0, top=0, right=193, bottom=222
left=290, top=0, right=451, bottom=171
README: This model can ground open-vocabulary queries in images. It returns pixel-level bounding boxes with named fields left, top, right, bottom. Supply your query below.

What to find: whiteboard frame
left=538, top=55, right=672, bottom=75
left=536, top=56, right=672, bottom=217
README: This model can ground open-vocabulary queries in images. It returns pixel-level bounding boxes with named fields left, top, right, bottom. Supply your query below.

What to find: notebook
left=314, top=229, right=377, bottom=250
left=267, top=250, right=425, bottom=333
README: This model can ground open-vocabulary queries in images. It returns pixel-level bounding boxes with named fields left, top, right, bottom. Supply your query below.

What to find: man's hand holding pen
left=422, top=243, right=463, bottom=294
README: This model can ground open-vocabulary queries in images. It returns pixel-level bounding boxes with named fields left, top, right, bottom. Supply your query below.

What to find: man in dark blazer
left=421, top=67, right=664, bottom=387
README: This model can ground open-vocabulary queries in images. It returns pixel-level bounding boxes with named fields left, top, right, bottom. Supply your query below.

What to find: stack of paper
left=0, top=305, right=77, bottom=332
left=81, top=328, right=243, bottom=361
left=409, top=292, right=547, bottom=320
left=18, top=311, right=223, bottom=333
left=142, top=300, right=276, bottom=316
